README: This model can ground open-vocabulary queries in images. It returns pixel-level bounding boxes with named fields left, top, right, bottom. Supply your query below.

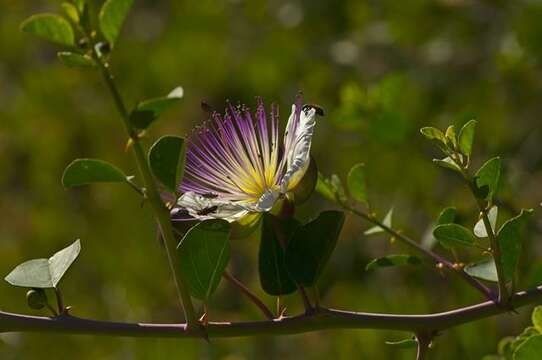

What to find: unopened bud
left=26, top=289, right=47, bottom=310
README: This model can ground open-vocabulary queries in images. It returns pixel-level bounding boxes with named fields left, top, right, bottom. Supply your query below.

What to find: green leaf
left=514, top=335, right=542, bottom=360
left=433, top=223, right=475, bottom=249
left=347, top=163, right=368, bottom=205
left=130, top=87, right=184, bottom=129
left=148, top=136, right=186, bottom=193
left=5, top=240, right=81, bottom=288
left=437, top=207, right=457, bottom=225
left=62, top=158, right=126, bottom=187
left=365, top=254, right=421, bottom=271
left=61, top=2, right=80, bottom=24
left=258, top=214, right=299, bottom=296
left=532, top=306, right=542, bottom=333
left=315, top=173, right=346, bottom=203
left=459, top=120, right=477, bottom=157
left=99, top=0, right=134, bottom=45
left=177, top=220, right=231, bottom=301
left=445, top=125, right=458, bottom=149
left=475, top=157, right=501, bottom=202
left=420, top=127, right=445, bottom=141
left=497, top=209, right=533, bottom=282
left=365, top=208, right=393, bottom=235
left=385, top=338, right=418, bottom=349
left=464, top=259, right=498, bottom=282
left=285, top=211, right=345, bottom=287
left=433, top=157, right=461, bottom=172
left=57, top=52, right=97, bottom=68
left=20, top=14, right=75, bottom=46
left=474, top=206, right=498, bottom=238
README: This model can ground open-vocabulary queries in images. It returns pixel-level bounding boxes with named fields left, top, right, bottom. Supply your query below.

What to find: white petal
left=253, top=190, right=279, bottom=212
left=174, top=192, right=249, bottom=223
left=280, top=105, right=317, bottom=193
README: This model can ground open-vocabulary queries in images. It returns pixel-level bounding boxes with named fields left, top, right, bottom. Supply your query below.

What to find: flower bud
left=26, top=289, right=47, bottom=310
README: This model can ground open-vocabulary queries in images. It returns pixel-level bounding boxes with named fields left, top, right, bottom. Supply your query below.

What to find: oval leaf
left=130, top=87, right=184, bottom=130
left=285, top=211, right=345, bottom=287
left=459, top=120, right=477, bottom=157
left=177, top=220, right=231, bottom=301
left=464, top=259, right=498, bottom=282
left=99, top=0, right=134, bottom=45
left=366, top=254, right=421, bottom=271
left=347, top=163, right=368, bottom=205
left=475, top=157, right=501, bottom=202
left=62, top=159, right=126, bottom=187
left=21, top=14, right=75, bottom=46
left=497, top=209, right=533, bottom=282
left=433, top=223, right=475, bottom=249
left=258, top=214, right=298, bottom=296
left=58, top=52, right=97, bottom=68
left=61, top=2, right=80, bottom=24
left=148, top=136, right=186, bottom=193
left=5, top=240, right=81, bottom=288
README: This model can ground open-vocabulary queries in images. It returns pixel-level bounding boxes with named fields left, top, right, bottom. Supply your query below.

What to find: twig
left=84, top=33, right=198, bottom=330
left=0, top=286, right=540, bottom=338
left=341, top=203, right=495, bottom=301
left=222, top=271, right=274, bottom=320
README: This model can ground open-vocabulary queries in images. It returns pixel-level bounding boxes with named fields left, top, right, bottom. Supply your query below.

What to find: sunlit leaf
left=464, top=259, right=498, bottom=282
left=420, top=127, right=444, bottom=141
left=258, top=214, right=298, bottom=296
left=532, top=306, right=542, bottom=333
left=347, top=163, right=368, bottom=205
left=20, top=14, right=75, bottom=46
left=62, top=158, right=126, bottom=187
left=57, top=52, right=97, bottom=68
left=285, top=211, right=345, bottom=287
left=433, top=157, right=461, bottom=172
left=459, top=120, right=477, bottom=157
left=148, top=136, right=186, bottom=193
left=365, top=254, right=421, bottom=271
left=475, top=157, right=501, bottom=202
left=445, top=125, right=458, bottom=149
left=99, top=0, right=134, bottom=45
left=61, top=2, right=80, bottom=24
left=474, top=206, right=498, bottom=238
left=5, top=240, right=81, bottom=288
left=177, top=220, right=231, bottom=301
left=514, top=335, right=542, bottom=360
left=130, top=86, right=184, bottom=129
left=498, top=209, right=533, bottom=282
left=365, top=208, right=393, bottom=235
left=433, top=223, right=475, bottom=249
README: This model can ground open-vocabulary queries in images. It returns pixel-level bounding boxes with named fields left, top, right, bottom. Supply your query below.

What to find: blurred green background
left=1, top=0, right=542, bottom=358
